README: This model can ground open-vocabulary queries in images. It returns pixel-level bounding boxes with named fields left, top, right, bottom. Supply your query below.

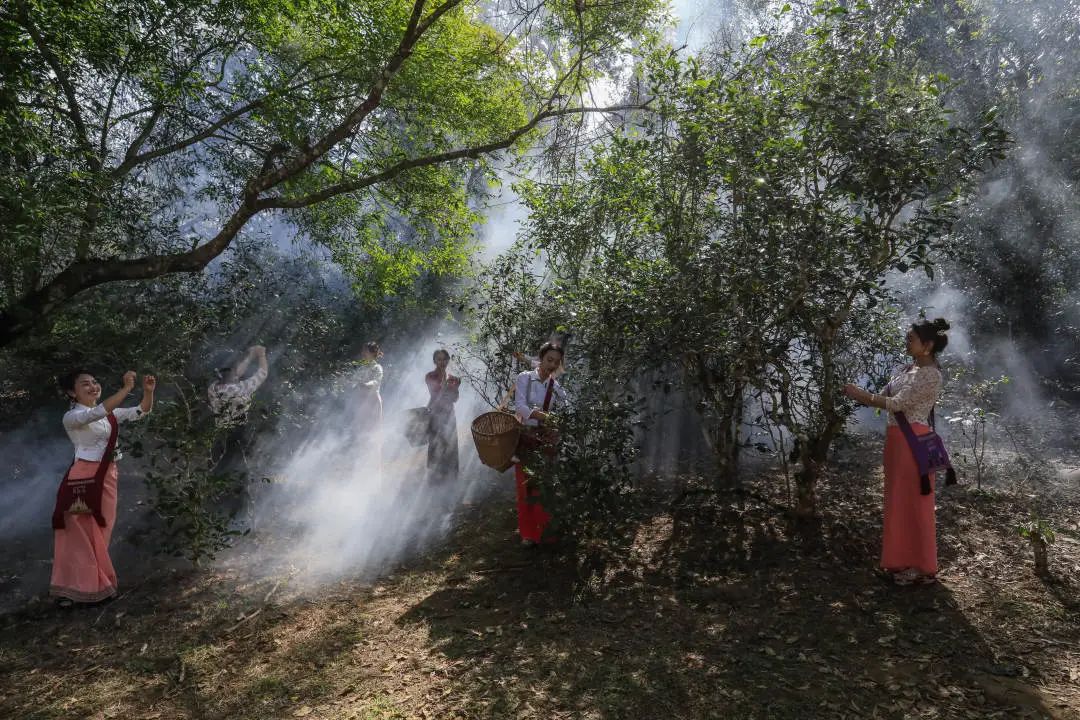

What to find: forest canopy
left=0, top=0, right=663, bottom=344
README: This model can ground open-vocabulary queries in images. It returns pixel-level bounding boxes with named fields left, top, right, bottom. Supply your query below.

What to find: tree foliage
left=0, top=0, right=663, bottom=346
left=901, top=0, right=1080, bottom=377
left=474, top=0, right=1008, bottom=516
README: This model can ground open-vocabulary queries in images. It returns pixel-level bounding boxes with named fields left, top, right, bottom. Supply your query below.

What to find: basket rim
left=471, top=411, right=522, bottom=437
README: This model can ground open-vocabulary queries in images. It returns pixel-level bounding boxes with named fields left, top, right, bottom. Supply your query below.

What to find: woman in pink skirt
left=844, top=318, right=949, bottom=585
left=52, top=369, right=155, bottom=605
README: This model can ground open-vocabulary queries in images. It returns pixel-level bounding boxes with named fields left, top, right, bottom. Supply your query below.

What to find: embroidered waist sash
left=52, top=413, right=118, bottom=529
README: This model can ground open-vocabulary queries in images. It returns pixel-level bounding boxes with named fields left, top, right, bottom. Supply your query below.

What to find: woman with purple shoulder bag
left=844, top=318, right=955, bottom=586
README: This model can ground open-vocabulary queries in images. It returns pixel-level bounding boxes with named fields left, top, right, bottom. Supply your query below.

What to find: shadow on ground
left=398, top=477, right=1076, bottom=719
left=1, top=435, right=1077, bottom=720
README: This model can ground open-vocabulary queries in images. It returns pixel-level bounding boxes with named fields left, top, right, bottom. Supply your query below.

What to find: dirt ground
left=1, top=434, right=1079, bottom=720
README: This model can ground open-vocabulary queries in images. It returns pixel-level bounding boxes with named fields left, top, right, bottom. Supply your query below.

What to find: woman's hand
left=104, top=371, right=137, bottom=412
left=843, top=383, right=880, bottom=408
left=140, top=374, right=156, bottom=414
left=251, top=345, right=269, bottom=372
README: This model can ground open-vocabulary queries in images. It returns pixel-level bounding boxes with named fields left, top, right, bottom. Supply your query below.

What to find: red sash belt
left=52, top=413, right=118, bottom=529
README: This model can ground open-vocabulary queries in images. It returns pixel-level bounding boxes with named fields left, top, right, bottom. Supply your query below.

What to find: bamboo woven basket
left=471, top=411, right=521, bottom=472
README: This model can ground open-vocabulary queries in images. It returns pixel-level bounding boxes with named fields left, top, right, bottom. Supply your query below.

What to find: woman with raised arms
left=52, top=369, right=155, bottom=605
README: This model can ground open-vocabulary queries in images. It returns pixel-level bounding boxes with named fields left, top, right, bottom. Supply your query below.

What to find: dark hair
left=58, top=369, right=93, bottom=399
left=910, top=318, right=950, bottom=355
left=363, top=341, right=382, bottom=359
left=538, top=341, right=564, bottom=360
left=432, top=348, right=450, bottom=363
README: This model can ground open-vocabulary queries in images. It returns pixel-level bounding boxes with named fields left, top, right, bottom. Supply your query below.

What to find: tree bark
left=705, top=387, right=743, bottom=492
left=793, top=330, right=846, bottom=517
left=0, top=203, right=258, bottom=345
left=794, top=436, right=826, bottom=517
left=710, top=405, right=740, bottom=491
left=1032, top=537, right=1049, bottom=577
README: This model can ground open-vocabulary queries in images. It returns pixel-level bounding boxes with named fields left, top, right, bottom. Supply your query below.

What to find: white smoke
left=0, top=414, right=70, bottom=542
left=218, top=158, right=535, bottom=588
left=224, top=330, right=505, bottom=589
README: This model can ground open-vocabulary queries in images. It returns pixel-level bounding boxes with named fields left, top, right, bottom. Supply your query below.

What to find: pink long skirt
left=50, top=460, right=119, bottom=603
left=881, top=425, right=937, bottom=576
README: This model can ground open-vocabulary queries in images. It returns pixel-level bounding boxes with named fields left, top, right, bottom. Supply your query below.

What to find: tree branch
left=0, top=202, right=260, bottom=346
left=111, top=97, right=264, bottom=178
left=110, top=65, right=335, bottom=180
left=259, top=103, right=647, bottom=210
left=16, top=0, right=99, bottom=173
left=99, top=5, right=187, bottom=160
left=108, top=105, right=159, bottom=127
left=248, top=0, right=445, bottom=195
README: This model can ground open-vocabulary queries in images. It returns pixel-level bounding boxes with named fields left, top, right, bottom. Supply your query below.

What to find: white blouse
left=63, top=403, right=149, bottom=462
left=514, top=370, right=568, bottom=427
left=881, top=365, right=943, bottom=427
left=356, top=361, right=383, bottom=392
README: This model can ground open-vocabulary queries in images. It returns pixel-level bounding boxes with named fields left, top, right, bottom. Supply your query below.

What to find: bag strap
left=102, top=412, right=119, bottom=463
left=497, top=373, right=554, bottom=413
left=894, top=411, right=933, bottom=495
left=52, top=412, right=119, bottom=529
left=542, top=379, right=555, bottom=411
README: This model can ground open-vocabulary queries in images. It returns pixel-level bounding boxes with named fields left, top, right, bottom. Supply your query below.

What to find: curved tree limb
left=259, top=103, right=647, bottom=210
left=0, top=98, right=646, bottom=346
left=0, top=0, right=645, bottom=347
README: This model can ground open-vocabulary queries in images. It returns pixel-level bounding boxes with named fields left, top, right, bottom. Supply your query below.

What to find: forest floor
left=1, top=434, right=1079, bottom=720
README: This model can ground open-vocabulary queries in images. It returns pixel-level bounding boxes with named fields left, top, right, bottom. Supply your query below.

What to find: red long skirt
left=881, top=424, right=937, bottom=576
left=514, top=463, right=552, bottom=543
left=50, top=460, right=120, bottom=602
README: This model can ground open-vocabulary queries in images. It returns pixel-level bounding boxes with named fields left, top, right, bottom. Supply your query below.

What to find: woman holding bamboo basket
left=511, top=342, right=568, bottom=546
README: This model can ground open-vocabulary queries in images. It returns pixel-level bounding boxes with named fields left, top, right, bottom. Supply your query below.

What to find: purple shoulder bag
left=886, top=367, right=958, bottom=495
left=893, top=409, right=958, bottom=495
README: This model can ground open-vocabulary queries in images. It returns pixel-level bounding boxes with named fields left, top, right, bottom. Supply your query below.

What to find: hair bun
left=932, top=318, right=950, bottom=333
